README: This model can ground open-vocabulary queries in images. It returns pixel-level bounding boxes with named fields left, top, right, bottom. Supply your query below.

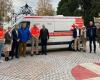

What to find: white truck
left=4, top=16, right=84, bottom=50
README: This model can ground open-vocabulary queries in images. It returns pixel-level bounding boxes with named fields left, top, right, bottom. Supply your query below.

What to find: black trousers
left=41, top=40, right=47, bottom=55
left=89, top=38, right=96, bottom=53
left=11, top=42, right=19, bottom=58
left=41, top=44, right=47, bottom=55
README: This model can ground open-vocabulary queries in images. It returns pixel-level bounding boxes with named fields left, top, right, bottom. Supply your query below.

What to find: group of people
left=72, top=21, right=100, bottom=53
left=0, top=21, right=100, bottom=63
left=0, top=22, right=49, bottom=62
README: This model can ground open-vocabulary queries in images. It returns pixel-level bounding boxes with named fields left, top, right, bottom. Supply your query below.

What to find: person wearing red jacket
left=30, top=24, right=40, bottom=56
left=0, top=25, right=5, bottom=62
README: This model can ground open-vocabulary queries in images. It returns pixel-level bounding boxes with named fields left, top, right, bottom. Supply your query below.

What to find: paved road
left=0, top=42, right=100, bottom=80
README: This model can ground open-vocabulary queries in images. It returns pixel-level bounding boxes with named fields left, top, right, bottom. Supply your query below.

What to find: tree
left=0, top=0, right=12, bottom=21
left=57, top=0, right=100, bottom=26
left=36, top=0, right=54, bottom=16
left=57, top=0, right=79, bottom=16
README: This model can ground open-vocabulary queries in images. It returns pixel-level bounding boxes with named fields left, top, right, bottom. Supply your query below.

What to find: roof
left=24, top=16, right=83, bottom=19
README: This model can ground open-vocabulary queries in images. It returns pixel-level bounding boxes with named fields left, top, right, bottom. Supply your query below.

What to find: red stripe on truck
left=75, top=18, right=84, bottom=29
left=49, top=31, right=72, bottom=36
left=25, top=16, right=83, bottom=20
left=25, top=16, right=43, bottom=19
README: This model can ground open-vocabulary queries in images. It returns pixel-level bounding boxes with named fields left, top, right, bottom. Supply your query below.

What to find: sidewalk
left=0, top=42, right=100, bottom=80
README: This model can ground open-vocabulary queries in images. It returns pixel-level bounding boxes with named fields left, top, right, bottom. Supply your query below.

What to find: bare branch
left=36, top=0, right=54, bottom=16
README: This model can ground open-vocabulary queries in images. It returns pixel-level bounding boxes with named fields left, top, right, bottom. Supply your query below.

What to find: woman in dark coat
left=3, top=27, right=12, bottom=61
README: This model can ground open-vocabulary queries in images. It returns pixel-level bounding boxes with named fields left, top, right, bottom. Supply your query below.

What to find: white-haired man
left=73, top=24, right=81, bottom=51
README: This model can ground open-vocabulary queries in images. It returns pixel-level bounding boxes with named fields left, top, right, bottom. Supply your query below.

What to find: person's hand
left=86, top=37, right=89, bottom=41
left=17, top=39, right=20, bottom=42
left=35, top=36, right=39, bottom=40
left=47, top=37, right=49, bottom=41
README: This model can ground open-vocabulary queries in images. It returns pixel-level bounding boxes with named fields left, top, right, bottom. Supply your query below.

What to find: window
left=19, top=21, right=30, bottom=28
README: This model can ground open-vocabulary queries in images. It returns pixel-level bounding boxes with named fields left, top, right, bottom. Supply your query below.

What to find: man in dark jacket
left=39, top=25, right=49, bottom=55
left=18, top=22, right=30, bottom=57
left=73, top=24, right=81, bottom=51
left=11, top=24, right=20, bottom=59
left=87, top=21, right=96, bottom=53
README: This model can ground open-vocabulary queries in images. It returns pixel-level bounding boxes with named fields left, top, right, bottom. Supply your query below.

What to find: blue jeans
left=0, top=43, right=3, bottom=59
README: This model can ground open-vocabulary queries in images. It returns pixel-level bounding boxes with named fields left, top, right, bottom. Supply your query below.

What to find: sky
left=13, top=0, right=61, bottom=14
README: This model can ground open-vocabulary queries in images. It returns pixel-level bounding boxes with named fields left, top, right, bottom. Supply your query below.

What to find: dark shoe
left=77, top=49, right=80, bottom=51
left=7, top=57, right=9, bottom=61
left=78, top=50, right=81, bottom=52
left=11, top=57, right=13, bottom=60
left=23, top=55, right=26, bottom=57
left=94, top=51, right=96, bottom=53
left=5, top=57, right=7, bottom=61
left=35, top=52, right=40, bottom=55
left=35, top=53, right=40, bottom=55
left=30, top=54, right=34, bottom=56
left=5, top=57, right=9, bottom=61
left=22, top=54, right=26, bottom=57
left=45, top=53, right=47, bottom=55
left=83, top=50, right=86, bottom=52
left=74, top=50, right=77, bottom=52
left=40, top=53, right=43, bottom=55
left=15, top=56, right=19, bottom=59
left=15, top=55, right=19, bottom=58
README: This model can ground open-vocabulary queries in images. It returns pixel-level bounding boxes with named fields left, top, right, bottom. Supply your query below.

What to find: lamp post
left=12, top=12, right=17, bottom=22
left=11, top=11, right=18, bottom=25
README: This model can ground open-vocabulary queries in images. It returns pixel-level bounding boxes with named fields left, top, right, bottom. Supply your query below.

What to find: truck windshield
left=19, top=21, right=30, bottom=28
